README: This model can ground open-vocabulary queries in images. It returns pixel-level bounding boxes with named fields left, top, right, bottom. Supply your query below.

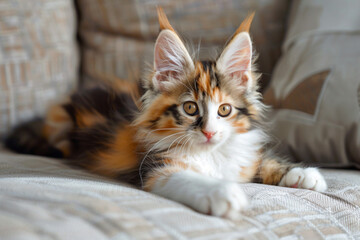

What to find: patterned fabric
left=263, top=0, right=360, bottom=169
left=0, top=148, right=359, bottom=239
left=0, top=0, right=79, bottom=136
left=265, top=70, right=330, bottom=115
left=76, top=0, right=289, bottom=91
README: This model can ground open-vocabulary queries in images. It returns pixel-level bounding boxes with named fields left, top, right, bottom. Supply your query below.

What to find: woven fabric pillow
left=76, top=0, right=289, bottom=90
left=264, top=0, right=360, bottom=169
left=0, top=0, right=79, bottom=137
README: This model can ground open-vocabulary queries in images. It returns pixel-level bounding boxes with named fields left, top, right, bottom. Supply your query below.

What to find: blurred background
left=0, top=0, right=289, bottom=135
left=0, top=0, right=359, bottom=168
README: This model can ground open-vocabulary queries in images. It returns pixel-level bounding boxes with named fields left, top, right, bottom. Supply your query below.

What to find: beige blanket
left=0, top=150, right=359, bottom=239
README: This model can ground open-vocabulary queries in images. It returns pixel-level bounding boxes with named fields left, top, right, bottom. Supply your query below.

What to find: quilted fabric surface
left=0, top=148, right=359, bottom=240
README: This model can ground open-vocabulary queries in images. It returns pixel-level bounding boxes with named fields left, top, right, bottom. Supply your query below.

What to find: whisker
left=166, top=133, right=188, bottom=154
left=173, top=133, right=191, bottom=155
left=138, top=131, right=183, bottom=187
left=180, top=135, right=192, bottom=157
left=144, top=127, right=183, bottom=138
left=179, top=134, right=191, bottom=158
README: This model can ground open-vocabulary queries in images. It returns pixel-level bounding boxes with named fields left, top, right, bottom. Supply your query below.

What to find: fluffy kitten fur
left=5, top=9, right=327, bottom=219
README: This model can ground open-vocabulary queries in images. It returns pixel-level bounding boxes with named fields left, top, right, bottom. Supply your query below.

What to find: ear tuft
left=235, top=12, right=255, bottom=34
left=157, top=7, right=175, bottom=32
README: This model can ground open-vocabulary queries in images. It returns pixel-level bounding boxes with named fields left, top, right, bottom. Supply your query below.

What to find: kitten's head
left=136, top=8, right=264, bottom=156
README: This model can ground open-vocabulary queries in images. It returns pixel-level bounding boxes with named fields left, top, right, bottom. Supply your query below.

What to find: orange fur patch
left=90, top=126, right=139, bottom=177
left=43, top=103, right=73, bottom=146
left=195, top=61, right=225, bottom=101
left=211, top=87, right=223, bottom=102
left=239, top=159, right=260, bottom=182
left=258, top=158, right=293, bottom=185
left=232, top=118, right=250, bottom=134
left=143, top=174, right=163, bottom=192
left=54, top=140, right=71, bottom=158
left=144, top=159, right=190, bottom=191
left=75, top=111, right=106, bottom=128
left=136, top=95, right=177, bottom=128
left=196, top=62, right=210, bottom=94
left=155, top=118, right=179, bottom=135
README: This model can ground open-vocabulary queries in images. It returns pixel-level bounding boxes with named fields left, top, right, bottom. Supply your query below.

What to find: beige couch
left=1, top=147, right=360, bottom=239
left=1, top=1, right=359, bottom=239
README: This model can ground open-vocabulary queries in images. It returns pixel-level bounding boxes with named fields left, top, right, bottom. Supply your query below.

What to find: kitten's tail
left=4, top=118, right=64, bottom=158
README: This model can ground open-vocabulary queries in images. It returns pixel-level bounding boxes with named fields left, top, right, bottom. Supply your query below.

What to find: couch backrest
left=77, top=0, right=290, bottom=91
left=0, top=0, right=79, bottom=137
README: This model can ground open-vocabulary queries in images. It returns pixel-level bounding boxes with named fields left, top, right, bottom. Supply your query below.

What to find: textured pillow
left=0, top=0, right=79, bottom=137
left=76, top=0, right=289, bottom=90
left=264, top=0, right=360, bottom=169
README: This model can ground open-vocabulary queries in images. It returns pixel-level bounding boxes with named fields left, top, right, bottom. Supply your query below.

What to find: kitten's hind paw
left=279, top=167, right=327, bottom=192
left=196, top=182, right=249, bottom=220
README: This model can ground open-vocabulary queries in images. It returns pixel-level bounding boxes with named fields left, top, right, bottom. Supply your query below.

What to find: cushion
left=264, top=0, right=360, bottom=168
left=0, top=148, right=359, bottom=239
left=0, top=0, right=79, bottom=137
left=76, top=0, right=290, bottom=90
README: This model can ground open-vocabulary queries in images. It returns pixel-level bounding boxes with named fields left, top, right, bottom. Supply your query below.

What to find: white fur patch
left=151, top=170, right=248, bottom=219
left=180, top=129, right=266, bottom=181
left=279, top=167, right=328, bottom=192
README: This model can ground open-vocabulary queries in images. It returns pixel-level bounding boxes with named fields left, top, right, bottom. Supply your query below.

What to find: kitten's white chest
left=190, top=154, right=242, bottom=180
left=181, top=129, right=265, bottom=181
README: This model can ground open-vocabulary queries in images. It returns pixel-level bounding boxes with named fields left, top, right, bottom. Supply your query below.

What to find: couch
left=1, top=0, right=359, bottom=239
left=1, top=146, right=360, bottom=239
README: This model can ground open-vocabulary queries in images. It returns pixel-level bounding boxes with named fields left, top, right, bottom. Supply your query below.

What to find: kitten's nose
left=202, top=130, right=216, bottom=140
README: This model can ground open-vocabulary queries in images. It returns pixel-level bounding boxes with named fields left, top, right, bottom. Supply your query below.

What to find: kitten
left=5, top=9, right=327, bottom=219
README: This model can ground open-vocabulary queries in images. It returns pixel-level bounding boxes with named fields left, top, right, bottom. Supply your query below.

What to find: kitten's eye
left=183, top=101, right=198, bottom=116
left=218, top=104, right=232, bottom=117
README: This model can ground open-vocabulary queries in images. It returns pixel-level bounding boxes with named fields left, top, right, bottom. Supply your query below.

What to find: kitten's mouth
left=200, top=139, right=216, bottom=145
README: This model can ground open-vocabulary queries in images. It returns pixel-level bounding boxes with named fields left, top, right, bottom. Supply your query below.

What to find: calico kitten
left=5, top=9, right=327, bottom=219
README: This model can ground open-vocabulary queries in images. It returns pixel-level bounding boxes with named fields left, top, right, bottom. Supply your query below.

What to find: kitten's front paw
left=279, top=167, right=327, bottom=192
left=195, top=182, right=248, bottom=219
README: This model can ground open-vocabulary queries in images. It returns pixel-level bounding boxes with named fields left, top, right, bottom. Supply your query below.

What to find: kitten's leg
left=258, top=157, right=327, bottom=192
left=145, top=163, right=248, bottom=219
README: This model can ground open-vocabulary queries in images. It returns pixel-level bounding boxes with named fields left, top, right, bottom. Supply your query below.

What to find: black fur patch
left=201, top=60, right=220, bottom=89
left=149, top=117, right=161, bottom=128
left=214, top=72, right=221, bottom=88
left=69, top=122, right=116, bottom=164
left=4, top=118, right=63, bottom=158
left=194, top=74, right=200, bottom=93
left=65, top=87, right=139, bottom=162
left=191, top=116, right=204, bottom=129
left=236, top=107, right=251, bottom=117
left=165, top=104, right=182, bottom=125
left=200, top=60, right=214, bottom=72
left=69, top=87, right=138, bottom=123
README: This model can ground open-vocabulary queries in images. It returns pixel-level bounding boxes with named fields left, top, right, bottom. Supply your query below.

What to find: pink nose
left=202, top=130, right=216, bottom=140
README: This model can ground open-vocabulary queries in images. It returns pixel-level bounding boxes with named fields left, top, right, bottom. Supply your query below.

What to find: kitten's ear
left=152, top=8, right=194, bottom=91
left=217, top=13, right=255, bottom=90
